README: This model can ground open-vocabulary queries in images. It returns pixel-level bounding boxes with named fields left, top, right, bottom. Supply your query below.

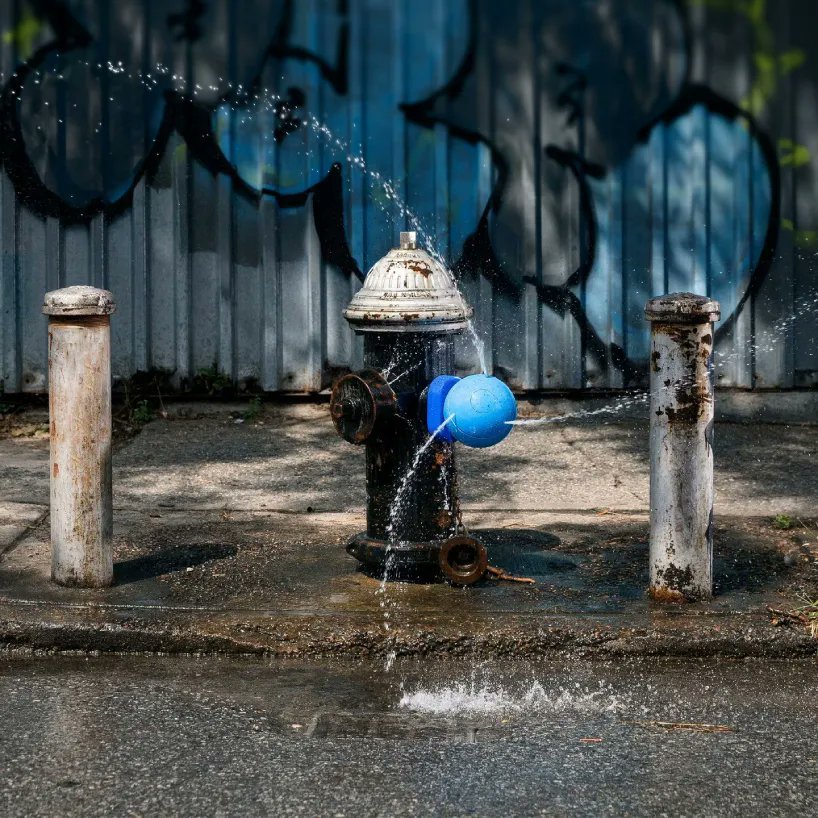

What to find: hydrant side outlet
left=426, top=375, right=459, bottom=443
left=442, top=374, right=517, bottom=448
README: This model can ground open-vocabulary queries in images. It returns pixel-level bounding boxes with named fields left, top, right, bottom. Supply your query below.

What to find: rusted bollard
left=43, top=286, right=116, bottom=587
left=645, top=293, right=720, bottom=602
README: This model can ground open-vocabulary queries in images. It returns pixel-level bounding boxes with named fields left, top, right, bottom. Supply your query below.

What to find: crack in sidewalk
left=0, top=506, right=49, bottom=559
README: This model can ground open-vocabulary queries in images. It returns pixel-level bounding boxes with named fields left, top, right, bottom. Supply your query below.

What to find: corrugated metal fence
left=0, top=0, right=816, bottom=394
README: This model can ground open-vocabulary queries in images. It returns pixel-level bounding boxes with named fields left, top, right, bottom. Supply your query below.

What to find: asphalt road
left=1, top=654, right=816, bottom=817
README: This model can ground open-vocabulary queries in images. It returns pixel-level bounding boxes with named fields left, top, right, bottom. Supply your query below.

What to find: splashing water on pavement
left=399, top=680, right=625, bottom=716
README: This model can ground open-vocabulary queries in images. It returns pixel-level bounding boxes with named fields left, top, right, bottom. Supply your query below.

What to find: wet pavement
left=0, top=403, right=816, bottom=658
left=0, top=507, right=816, bottom=657
left=1, top=653, right=816, bottom=816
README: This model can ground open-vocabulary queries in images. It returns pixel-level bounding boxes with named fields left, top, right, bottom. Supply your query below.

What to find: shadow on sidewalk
left=114, top=543, right=238, bottom=584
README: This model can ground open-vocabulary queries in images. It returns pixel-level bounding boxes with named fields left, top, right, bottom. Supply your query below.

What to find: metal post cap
left=43, top=286, right=116, bottom=317
left=343, top=232, right=472, bottom=334
left=645, top=292, right=720, bottom=324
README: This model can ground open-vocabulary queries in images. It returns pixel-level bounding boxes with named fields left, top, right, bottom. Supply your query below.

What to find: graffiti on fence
left=0, top=0, right=799, bottom=380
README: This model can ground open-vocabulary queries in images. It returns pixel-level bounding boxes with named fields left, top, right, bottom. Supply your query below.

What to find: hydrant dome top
left=343, top=232, right=473, bottom=333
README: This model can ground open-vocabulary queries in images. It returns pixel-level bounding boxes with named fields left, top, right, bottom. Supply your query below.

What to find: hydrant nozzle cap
left=344, top=232, right=473, bottom=334
left=43, top=286, right=116, bottom=317
left=645, top=292, right=720, bottom=324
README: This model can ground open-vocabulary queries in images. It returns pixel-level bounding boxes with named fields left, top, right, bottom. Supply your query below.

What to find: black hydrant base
left=346, top=532, right=442, bottom=580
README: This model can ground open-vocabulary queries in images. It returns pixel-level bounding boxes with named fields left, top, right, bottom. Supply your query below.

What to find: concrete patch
left=0, top=438, right=49, bottom=507
left=1, top=402, right=815, bottom=657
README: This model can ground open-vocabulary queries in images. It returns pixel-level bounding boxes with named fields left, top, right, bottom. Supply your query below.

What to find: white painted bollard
left=645, top=293, right=720, bottom=602
left=43, top=286, right=116, bottom=587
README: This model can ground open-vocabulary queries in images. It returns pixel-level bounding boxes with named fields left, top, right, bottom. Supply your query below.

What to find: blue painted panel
left=0, top=0, right=813, bottom=393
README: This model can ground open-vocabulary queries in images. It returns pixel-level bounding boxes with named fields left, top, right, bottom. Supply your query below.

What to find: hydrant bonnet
left=343, top=231, right=472, bottom=333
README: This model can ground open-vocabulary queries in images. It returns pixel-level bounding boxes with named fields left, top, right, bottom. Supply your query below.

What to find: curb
left=2, top=613, right=815, bottom=660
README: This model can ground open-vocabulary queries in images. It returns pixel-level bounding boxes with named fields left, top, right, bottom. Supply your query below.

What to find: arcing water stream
left=510, top=287, right=818, bottom=429
left=20, top=57, right=818, bottom=390
left=18, top=57, right=492, bottom=373
left=379, top=414, right=456, bottom=671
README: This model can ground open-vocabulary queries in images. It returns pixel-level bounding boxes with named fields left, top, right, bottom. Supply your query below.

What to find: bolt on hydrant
left=43, top=286, right=116, bottom=587
left=645, top=293, right=720, bottom=602
left=331, top=232, right=516, bottom=585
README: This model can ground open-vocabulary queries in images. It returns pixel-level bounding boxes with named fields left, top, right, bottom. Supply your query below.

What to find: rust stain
left=663, top=324, right=695, bottom=345
left=654, top=562, right=695, bottom=595
left=648, top=585, right=687, bottom=603
left=49, top=315, right=109, bottom=329
left=406, top=262, right=432, bottom=277
left=52, top=463, right=59, bottom=477
left=665, top=372, right=712, bottom=425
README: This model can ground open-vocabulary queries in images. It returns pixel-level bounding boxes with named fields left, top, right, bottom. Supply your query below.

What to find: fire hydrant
left=331, top=232, right=515, bottom=585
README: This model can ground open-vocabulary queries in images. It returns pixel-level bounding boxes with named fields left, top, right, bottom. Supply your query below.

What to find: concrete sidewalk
left=0, top=401, right=816, bottom=657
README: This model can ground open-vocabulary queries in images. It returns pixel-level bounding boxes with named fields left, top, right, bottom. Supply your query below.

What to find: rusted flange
left=330, top=369, right=396, bottom=444
left=438, top=534, right=488, bottom=586
left=346, top=533, right=440, bottom=576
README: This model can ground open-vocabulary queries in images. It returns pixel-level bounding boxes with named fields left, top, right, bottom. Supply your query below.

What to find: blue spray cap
left=425, top=375, right=459, bottom=443
left=426, top=374, right=517, bottom=448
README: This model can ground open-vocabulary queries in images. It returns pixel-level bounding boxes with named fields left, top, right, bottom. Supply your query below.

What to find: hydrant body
left=332, top=232, right=487, bottom=583
left=354, top=333, right=459, bottom=563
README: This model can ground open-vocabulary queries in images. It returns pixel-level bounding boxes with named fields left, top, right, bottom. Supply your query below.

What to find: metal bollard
left=43, top=286, right=116, bottom=587
left=645, top=293, right=720, bottom=602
